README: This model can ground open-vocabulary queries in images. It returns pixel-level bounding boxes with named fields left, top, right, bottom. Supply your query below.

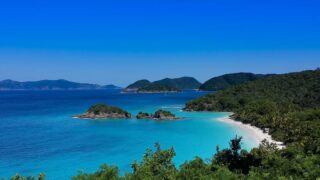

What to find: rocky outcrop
left=136, top=110, right=178, bottom=120
left=153, top=110, right=178, bottom=120
left=136, top=112, right=152, bottom=119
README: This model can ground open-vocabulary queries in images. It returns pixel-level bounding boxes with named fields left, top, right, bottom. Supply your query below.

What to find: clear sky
left=0, top=0, right=319, bottom=86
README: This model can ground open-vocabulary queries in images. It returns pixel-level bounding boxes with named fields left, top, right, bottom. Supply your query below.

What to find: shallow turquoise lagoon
left=0, top=90, right=256, bottom=179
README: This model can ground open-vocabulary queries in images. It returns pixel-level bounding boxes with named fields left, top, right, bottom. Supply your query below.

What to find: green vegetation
left=152, top=77, right=201, bottom=90
left=185, top=70, right=320, bottom=147
left=137, top=84, right=180, bottom=93
left=136, top=112, right=150, bottom=119
left=88, top=104, right=129, bottom=115
left=9, top=137, right=320, bottom=179
left=136, top=110, right=177, bottom=120
left=76, top=103, right=131, bottom=119
left=70, top=136, right=320, bottom=179
left=153, top=109, right=177, bottom=119
left=9, top=173, right=45, bottom=180
left=125, top=77, right=201, bottom=92
left=183, top=69, right=320, bottom=178
left=199, top=73, right=269, bottom=91
left=126, top=80, right=151, bottom=89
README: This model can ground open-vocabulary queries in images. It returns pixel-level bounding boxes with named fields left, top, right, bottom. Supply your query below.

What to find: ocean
left=0, top=90, right=256, bottom=179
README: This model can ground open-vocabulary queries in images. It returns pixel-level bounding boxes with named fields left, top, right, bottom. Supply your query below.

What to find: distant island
left=123, top=74, right=276, bottom=93
left=199, top=73, right=272, bottom=91
left=123, top=77, right=201, bottom=93
left=136, top=110, right=178, bottom=120
left=75, top=103, right=131, bottom=119
left=0, top=79, right=121, bottom=90
left=1, top=73, right=275, bottom=92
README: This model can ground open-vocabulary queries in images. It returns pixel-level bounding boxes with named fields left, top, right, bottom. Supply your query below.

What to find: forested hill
left=126, top=79, right=151, bottom=89
left=124, top=77, right=201, bottom=92
left=153, top=77, right=201, bottom=89
left=185, top=70, right=320, bottom=148
left=137, top=83, right=180, bottom=93
left=199, top=72, right=269, bottom=91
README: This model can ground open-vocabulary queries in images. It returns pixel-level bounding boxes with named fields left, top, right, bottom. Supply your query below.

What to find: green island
left=75, top=103, right=131, bottom=119
left=136, top=110, right=178, bottom=120
left=7, top=69, right=320, bottom=180
left=123, top=77, right=201, bottom=93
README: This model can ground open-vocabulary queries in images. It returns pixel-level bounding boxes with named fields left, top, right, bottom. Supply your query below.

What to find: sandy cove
left=216, top=115, right=285, bottom=149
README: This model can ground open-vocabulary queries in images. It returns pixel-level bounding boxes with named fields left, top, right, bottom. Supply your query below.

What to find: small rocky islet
left=136, top=110, right=179, bottom=120
left=75, top=103, right=131, bottom=119
left=75, top=103, right=179, bottom=120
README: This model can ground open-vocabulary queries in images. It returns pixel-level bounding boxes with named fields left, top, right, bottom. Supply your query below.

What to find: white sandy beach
left=217, top=115, right=285, bottom=149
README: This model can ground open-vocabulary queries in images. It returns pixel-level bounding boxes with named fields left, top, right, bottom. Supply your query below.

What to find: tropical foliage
left=71, top=137, right=320, bottom=179
left=152, top=77, right=201, bottom=90
left=125, top=77, right=201, bottom=92
left=88, top=104, right=131, bottom=117
left=137, top=84, right=180, bottom=92
left=126, top=80, right=151, bottom=89
left=199, top=73, right=270, bottom=91
left=153, top=110, right=176, bottom=119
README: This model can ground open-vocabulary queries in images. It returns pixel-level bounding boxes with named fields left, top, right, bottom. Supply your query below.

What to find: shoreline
left=216, top=114, right=285, bottom=149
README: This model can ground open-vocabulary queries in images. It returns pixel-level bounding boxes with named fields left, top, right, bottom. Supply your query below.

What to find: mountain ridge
left=124, top=77, right=201, bottom=93
left=0, top=79, right=121, bottom=90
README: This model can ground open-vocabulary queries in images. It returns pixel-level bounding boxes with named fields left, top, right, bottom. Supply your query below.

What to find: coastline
left=216, top=114, right=285, bottom=149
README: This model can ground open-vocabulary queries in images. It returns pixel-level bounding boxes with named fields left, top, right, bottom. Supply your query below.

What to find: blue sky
left=0, top=0, right=319, bottom=86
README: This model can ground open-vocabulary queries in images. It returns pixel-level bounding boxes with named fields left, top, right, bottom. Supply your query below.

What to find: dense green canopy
left=137, top=84, right=180, bottom=92
left=185, top=70, right=320, bottom=149
left=87, top=104, right=131, bottom=117
left=126, top=80, right=151, bottom=89
left=125, top=77, right=201, bottom=92
left=152, top=77, right=201, bottom=90
left=199, top=73, right=269, bottom=91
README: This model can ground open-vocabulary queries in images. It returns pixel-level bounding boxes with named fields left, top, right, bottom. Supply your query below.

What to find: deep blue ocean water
left=0, top=90, right=256, bottom=179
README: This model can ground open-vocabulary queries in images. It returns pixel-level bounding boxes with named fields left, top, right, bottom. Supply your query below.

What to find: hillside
left=0, top=79, right=118, bottom=90
left=137, top=83, right=180, bottom=93
left=124, top=77, right=201, bottom=93
left=199, top=73, right=268, bottom=91
left=126, top=79, right=151, bottom=89
left=185, top=70, right=320, bottom=148
left=153, top=77, right=201, bottom=89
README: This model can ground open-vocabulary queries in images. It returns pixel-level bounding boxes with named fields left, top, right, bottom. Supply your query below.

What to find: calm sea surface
left=0, top=90, right=256, bottom=179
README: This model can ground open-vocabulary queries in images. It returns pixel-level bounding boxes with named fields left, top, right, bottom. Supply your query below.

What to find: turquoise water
left=0, top=90, right=256, bottom=179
